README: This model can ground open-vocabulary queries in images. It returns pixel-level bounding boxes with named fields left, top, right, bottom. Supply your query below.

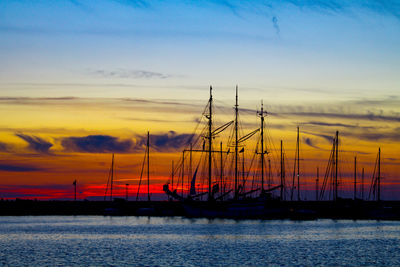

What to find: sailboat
left=163, top=86, right=285, bottom=218
left=135, top=131, right=157, bottom=216
left=103, top=153, right=124, bottom=215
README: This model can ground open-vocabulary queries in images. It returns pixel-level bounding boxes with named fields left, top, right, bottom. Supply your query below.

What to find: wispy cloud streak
left=61, top=135, right=133, bottom=153
left=302, top=137, right=321, bottom=149
left=272, top=16, right=280, bottom=35
left=0, top=142, right=10, bottom=152
left=137, top=131, right=195, bottom=152
left=90, top=69, right=171, bottom=79
left=15, top=134, right=53, bottom=154
left=0, top=163, right=43, bottom=172
left=60, top=132, right=195, bottom=153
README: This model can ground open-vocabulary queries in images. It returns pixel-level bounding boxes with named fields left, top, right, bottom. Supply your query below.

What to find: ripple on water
left=0, top=217, right=399, bottom=266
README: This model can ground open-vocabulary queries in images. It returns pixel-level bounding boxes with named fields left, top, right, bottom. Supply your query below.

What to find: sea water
left=0, top=216, right=399, bottom=266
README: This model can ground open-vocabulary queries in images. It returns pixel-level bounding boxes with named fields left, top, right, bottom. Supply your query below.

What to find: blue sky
left=0, top=0, right=399, bottom=103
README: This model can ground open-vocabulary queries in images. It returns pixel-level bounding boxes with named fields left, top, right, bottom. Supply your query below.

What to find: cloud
left=61, top=135, right=134, bottom=153
left=256, top=1, right=399, bottom=19
left=120, top=97, right=199, bottom=107
left=15, top=133, right=53, bottom=154
left=121, top=117, right=195, bottom=123
left=90, top=69, right=171, bottom=79
left=284, top=0, right=344, bottom=13
left=0, top=142, right=10, bottom=152
left=303, top=131, right=334, bottom=143
left=188, top=1, right=400, bottom=21
left=272, top=16, right=280, bottom=35
left=344, top=130, right=400, bottom=143
left=58, top=132, right=195, bottom=153
left=136, top=131, right=195, bottom=152
left=303, top=121, right=378, bottom=130
left=2, top=1, right=400, bottom=41
left=0, top=97, right=77, bottom=101
left=114, top=0, right=151, bottom=9
left=352, top=96, right=400, bottom=107
left=0, top=163, right=43, bottom=172
left=67, top=0, right=93, bottom=12
left=0, top=97, right=79, bottom=106
left=304, top=124, right=400, bottom=144
left=221, top=96, right=400, bottom=126
left=277, top=111, right=400, bottom=123
left=302, top=137, right=320, bottom=149
left=209, top=0, right=242, bottom=17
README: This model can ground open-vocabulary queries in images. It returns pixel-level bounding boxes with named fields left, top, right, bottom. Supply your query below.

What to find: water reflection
left=0, top=217, right=399, bottom=266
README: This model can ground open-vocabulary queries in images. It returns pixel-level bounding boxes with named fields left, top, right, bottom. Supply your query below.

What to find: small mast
left=316, top=167, right=319, bottom=201
left=378, top=147, right=381, bottom=201
left=220, top=142, right=224, bottom=196
left=171, top=160, right=174, bottom=190
left=189, top=143, right=192, bottom=192
left=361, top=167, right=364, bottom=200
left=136, top=136, right=150, bottom=201
left=291, top=126, right=300, bottom=201
left=73, top=179, right=77, bottom=201
left=110, top=153, right=114, bottom=201
left=104, top=153, right=115, bottom=201
left=268, top=159, right=272, bottom=189
left=257, top=100, right=267, bottom=194
left=354, top=156, right=357, bottom=200
left=208, top=86, right=213, bottom=201
left=147, top=131, right=150, bottom=202
left=280, top=140, right=284, bottom=200
left=297, top=127, right=300, bottom=201
left=369, top=147, right=382, bottom=201
left=181, top=150, right=184, bottom=197
left=334, top=131, right=339, bottom=201
left=234, top=85, right=239, bottom=199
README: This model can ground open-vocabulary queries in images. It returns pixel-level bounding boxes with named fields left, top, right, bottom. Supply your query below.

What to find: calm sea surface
left=0, top=216, right=399, bottom=266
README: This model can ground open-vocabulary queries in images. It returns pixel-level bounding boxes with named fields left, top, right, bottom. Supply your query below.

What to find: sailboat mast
left=258, top=100, right=265, bottom=193
left=297, top=127, right=300, bottom=201
left=290, top=127, right=300, bottom=201
left=361, top=167, right=364, bottom=200
left=182, top=150, right=184, bottom=197
left=280, top=140, right=284, bottom=200
left=234, top=85, right=239, bottom=199
left=335, top=131, right=339, bottom=201
left=330, top=137, right=335, bottom=201
left=190, top=143, right=192, bottom=194
left=316, top=167, right=319, bottom=201
left=208, top=86, right=213, bottom=200
left=242, top=148, right=245, bottom=190
left=378, top=147, right=381, bottom=201
left=110, top=153, right=114, bottom=201
left=220, top=142, right=224, bottom=195
left=354, top=156, right=357, bottom=200
left=74, top=179, right=77, bottom=201
left=147, top=132, right=150, bottom=202
left=268, top=158, right=271, bottom=189
left=171, top=160, right=174, bottom=190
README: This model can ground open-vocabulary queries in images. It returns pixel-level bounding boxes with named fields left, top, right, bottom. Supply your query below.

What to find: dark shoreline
left=1, top=199, right=400, bottom=220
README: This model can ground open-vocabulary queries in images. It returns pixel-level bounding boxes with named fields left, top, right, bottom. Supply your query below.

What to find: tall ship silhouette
left=161, top=86, right=384, bottom=218
left=163, top=86, right=290, bottom=218
left=100, top=86, right=387, bottom=219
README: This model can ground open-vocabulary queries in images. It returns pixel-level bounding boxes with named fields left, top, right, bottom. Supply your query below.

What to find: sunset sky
left=0, top=0, right=399, bottom=200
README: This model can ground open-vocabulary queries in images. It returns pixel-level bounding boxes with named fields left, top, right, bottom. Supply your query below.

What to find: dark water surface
left=0, top=216, right=399, bottom=266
